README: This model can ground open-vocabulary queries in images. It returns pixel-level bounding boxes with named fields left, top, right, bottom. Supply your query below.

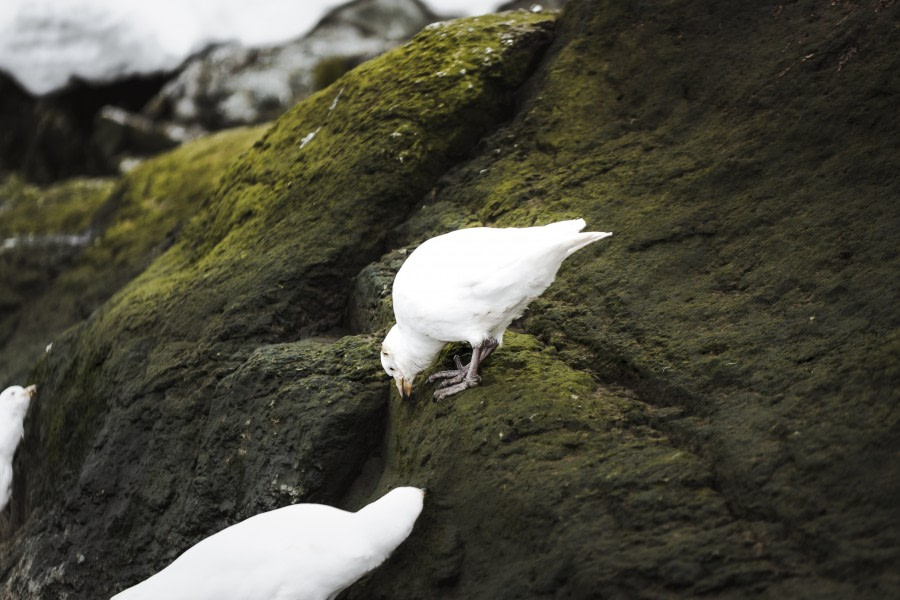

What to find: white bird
left=0, top=384, right=36, bottom=512
left=111, top=486, right=425, bottom=600
left=381, top=218, right=612, bottom=401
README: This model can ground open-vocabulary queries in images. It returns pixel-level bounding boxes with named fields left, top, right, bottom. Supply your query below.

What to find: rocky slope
left=0, top=1, right=897, bottom=598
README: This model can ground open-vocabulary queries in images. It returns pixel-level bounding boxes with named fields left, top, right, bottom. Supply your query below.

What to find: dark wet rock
left=1, top=1, right=898, bottom=598
left=144, top=0, right=439, bottom=131
left=346, top=247, right=407, bottom=335
left=0, top=72, right=89, bottom=184
left=0, top=11, right=556, bottom=598
left=0, top=73, right=39, bottom=178
left=90, top=107, right=186, bottom=172
left=0, top=72, right=173, bottom=183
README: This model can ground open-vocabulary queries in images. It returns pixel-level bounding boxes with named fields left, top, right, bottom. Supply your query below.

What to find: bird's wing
left=393, top=227, right=575, bottom=340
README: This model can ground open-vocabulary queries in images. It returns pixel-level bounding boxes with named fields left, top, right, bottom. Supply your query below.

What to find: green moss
left=352, top=331, right=771, bottom=598
left=0, top=175, right=115, bottom=286
left=90, top=11, right=557, bottom=348
left=369, top=0, right=899, bottom=593
left=20, top=11, right=557, bottom=539
left=0, top=175, right=115, bottom=384
left=87, top=125, right=268, bottom=271
left=0, top=174, right=114, bottom=237
left=1, top=126, right=267, bottom=387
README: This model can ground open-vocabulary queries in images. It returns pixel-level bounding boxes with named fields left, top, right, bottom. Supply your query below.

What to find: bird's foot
left=427, top=338, right=497, bottom=401
left=427, top=355, right=469, bottom=387
left=432, top=376, right=481, bottom=401
left=428, top=356, right=482, bottom=400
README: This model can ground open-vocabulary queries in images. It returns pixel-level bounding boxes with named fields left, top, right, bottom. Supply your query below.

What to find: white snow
left=0, top=0, right=508, bottom=96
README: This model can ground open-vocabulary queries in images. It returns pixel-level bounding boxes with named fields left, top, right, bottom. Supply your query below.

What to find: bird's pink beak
left=395, top=377, right=412, bottom=399
left=25, top=384, right=37, bottom=399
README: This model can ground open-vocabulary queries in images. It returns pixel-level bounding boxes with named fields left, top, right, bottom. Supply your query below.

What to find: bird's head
left=1, top=384, right=36, bottom=409
left=381, top=325, right=420, bottom=399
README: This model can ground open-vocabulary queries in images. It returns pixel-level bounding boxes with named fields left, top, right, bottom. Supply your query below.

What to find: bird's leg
left=429, top=338, right=498, bottom=401
left=479, top=337, right=499, bottom=361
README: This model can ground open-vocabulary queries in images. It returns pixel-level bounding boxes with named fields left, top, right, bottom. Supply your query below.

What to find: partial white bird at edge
left=0, top=384, right=37, bottom=512
left=110, top=486, right=425, bottom=600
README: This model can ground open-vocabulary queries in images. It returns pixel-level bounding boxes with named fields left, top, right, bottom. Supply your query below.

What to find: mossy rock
left=96, top=334, right=388, bottom=594
left=0, top=175, right=115, bottom=382
left=355, top=0, right=898, bottom=595
left=1, top=1, right=897, bottom=598
left=350, top=333, right=779, bottom=598
left=0, top=11, right=558, bottom=598
left=354, top=0, right=898, bottom=595
left=0, top=126, right=266, bottom=387
left=0, top=175, right=113, bottom=237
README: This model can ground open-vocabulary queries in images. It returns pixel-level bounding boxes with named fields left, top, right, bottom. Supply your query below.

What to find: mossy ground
left=1, top=2, right=897, bottom=598
left=356, top=0, right=898, bottom=596
left=0, top=175, right=114, bottom=383
left=0, top=125, right=266, bottom=388
left=1, top=12, right=559, bottom=598
left=0, top=175, right=113, bottom=236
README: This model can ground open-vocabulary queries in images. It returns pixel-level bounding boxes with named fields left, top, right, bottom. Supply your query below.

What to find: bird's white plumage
left=0, top=384, right=36, bottom=512
left=381, top=219, right=611, bottom=395
left=111, top=486, right=425, bottom=600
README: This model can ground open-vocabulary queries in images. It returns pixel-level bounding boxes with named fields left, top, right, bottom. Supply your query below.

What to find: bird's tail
left=565, top=230, right=612, bottom=256
left=543, top=219, right=612, bottom=256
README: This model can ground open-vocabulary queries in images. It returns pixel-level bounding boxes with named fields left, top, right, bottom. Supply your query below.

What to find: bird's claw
left=427, top=354, right=483, bottom=400
left=426, top=355, right=468, bottom=385
left=428, top=340, right=497, bottom=401
left=433, top=377, right=481, bottom=402
left=437, top=373, right=479, bottom=389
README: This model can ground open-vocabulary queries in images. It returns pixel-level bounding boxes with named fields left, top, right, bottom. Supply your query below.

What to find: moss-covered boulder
left=0, top=126, right=266, bottom=387
left=353, top=1, right=898, bottom=596
left=1, top=1, right=897, bottom=598
left=0, top=10, right=557, bottom=598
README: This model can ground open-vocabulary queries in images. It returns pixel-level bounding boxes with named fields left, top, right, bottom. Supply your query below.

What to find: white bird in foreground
left=381, top=218, right=612, bottom=401
left=111, top=486, right=424, bottom=600
left=0, top=384, right=36, bottom=512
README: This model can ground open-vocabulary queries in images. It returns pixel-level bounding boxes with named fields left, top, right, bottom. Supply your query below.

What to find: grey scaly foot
left=433, top=376, right=481, bottom=401
left=429, top=338, right=498, bottom=401
left=427, top=355, right=468, bottom=387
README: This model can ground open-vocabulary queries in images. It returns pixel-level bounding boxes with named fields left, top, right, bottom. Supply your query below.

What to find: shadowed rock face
left=1, top=1, right=898, bottom=599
